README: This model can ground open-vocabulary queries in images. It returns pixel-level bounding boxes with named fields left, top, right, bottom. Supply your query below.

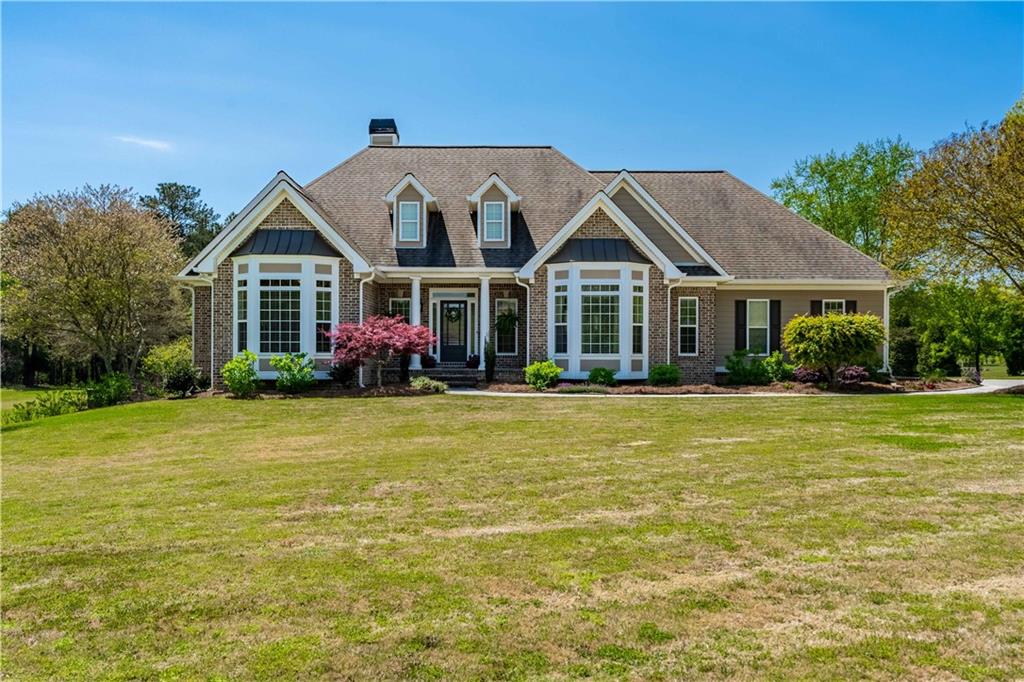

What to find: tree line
left=771, top=98, right=1023, bottom=377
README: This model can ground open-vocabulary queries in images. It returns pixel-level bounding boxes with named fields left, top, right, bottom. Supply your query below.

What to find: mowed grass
left=1, top=386, right=52, bottom=411
left=3, top=394, right=1024, bottom=680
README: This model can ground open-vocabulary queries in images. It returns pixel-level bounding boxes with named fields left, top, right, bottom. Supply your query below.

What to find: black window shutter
left=735, top=300, right=747, bottom=351
left=770, top=300, right=782, bottom=353
left=810, top=300, right=823, bottom=316
left=845, top=300, right=857, bottom=314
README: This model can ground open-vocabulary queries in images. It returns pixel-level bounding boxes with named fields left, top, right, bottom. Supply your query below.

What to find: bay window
left=233, top=256, right=339, bottom=378
left=547, top=263, right=649, bottom=379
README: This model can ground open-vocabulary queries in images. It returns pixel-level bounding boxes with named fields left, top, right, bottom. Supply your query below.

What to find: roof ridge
left=590, top=169, right=727, bottom=174
left=369, top=145, right=554, bottom=149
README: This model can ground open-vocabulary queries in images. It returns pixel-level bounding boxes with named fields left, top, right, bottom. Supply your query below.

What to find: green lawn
left=4, top=394, right=1024, bottom=679
left=982, top=362, right=1018, bottom=380
left=0, top=386, right=51, bottom=410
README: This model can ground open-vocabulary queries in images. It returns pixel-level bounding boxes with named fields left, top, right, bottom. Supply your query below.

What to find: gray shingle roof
left=592, top=171, right=891, bottom=280
left=301, top=146, right=890, bottom=280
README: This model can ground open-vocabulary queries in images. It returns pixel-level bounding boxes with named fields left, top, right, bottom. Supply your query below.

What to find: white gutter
left=357, top=271, right=376, bottom=387
left=515, top=276, right=531, bottom=366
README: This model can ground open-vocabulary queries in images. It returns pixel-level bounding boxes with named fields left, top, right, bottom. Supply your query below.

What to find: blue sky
left=3, top=2, right=1021, bottom=217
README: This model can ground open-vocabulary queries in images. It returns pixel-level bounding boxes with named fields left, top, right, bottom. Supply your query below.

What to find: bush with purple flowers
left=836, top=365, right=870, bottom=386
left=793, top=367, right=824, bottom=384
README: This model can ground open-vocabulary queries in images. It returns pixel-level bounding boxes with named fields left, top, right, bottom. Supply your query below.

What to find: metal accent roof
left=549, top=238, right=650, bottom=264
left=231, top=229, right=340, bottom=257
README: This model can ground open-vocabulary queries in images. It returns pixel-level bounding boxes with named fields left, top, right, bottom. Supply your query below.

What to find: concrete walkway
left=449, top=379, right=1024, bottom=399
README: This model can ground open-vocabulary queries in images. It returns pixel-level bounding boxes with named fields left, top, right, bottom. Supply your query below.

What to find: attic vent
left=369, top=118, right=399, bottom=146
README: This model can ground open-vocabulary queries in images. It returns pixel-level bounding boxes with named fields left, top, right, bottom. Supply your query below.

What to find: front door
left=439, top=301, right=468, bottom=362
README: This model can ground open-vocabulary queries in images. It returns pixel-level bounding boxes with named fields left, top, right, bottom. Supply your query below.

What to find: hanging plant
left=495, top=309, right=519, bottom=334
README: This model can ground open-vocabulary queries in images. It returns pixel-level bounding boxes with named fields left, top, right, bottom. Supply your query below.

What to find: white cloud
left=114, top=135, right=173, bottom=152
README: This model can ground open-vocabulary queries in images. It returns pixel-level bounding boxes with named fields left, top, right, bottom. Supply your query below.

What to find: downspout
left=883, top=284, right=892, bottom=374
left=515, top=276, right=531, bottom=366
left=666, top=279, right=682, bottom=363
left=358, top=270, right=376, bottom=387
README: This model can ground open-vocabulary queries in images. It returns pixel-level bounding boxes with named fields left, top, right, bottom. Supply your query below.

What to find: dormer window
left=468, top=174, right=521, bottom=249
left=483, top=202, right=505, bottom=242
left=399, top=202, right=420, bottom=241
left=384, top=173, right=437, bottom=249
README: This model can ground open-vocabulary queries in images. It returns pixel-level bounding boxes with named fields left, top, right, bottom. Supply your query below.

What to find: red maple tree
left=326, top=315, right=434, bottom=387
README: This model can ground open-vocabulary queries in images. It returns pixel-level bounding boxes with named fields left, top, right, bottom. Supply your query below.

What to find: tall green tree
left=916, top=280, right=1005, bottom=374
left=884, top=100, right=1024, bottom=294
left=771, top=138, right=917, bottom=266
left=140, top=183, right=222, bottom=259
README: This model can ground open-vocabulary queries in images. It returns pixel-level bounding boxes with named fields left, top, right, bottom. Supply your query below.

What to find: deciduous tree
left=771, top=138, right=916, bottom=265
left=327, top=315, right=434, bottom=387
left=884, top=100, right=1024, bottom=293
left=2, top=185, right=187, bottom=376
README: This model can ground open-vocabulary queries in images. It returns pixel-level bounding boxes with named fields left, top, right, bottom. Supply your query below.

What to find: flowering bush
left=327, top=315, right=434, bottom=387
left=793, top=366, right=824, bottom=384
left=783, top=313, right=885, bottom=387
left=836, top=365, right=870, bottom=386
left=222, top=350, right=259, bottom=398
left=410, top=376, right=448, bottom=393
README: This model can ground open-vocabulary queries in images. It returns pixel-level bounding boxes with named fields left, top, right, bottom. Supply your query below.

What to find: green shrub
left=1001, top=297, right=1024, bottom=376
left=889, top=326, right=920, bottom=377
left=269, top=352, right=316, bottom=394
left=410, top=376, right=448, bottom=393
left=917, top=338, right=961, bottom=378
left=2, top=390, right=87, bottom=426
left=222, top=350, right=260, bottom=398
left=587, top=367, right=617, bottom=386
left=524, top=360, right=562, bottom=390
left=329, top=362, right=357, bottom=387
left=783, top=313, right=886, bottom=386
left=648, top=364, right=682, bottom=386
left=143, top=338, right=200, bottom=397
left=86, top=372, right=133, bottom=408
left=724, top=350, right=770, bottom=385
left=761, top=351, right=795, bottom=382
left=484, top=339, right=497, bottom=383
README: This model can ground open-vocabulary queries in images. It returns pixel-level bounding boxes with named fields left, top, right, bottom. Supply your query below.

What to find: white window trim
left=397, top=201, right=421, bottom=243
left=389, top=297, right=412, bottom=319
left=232, top=255, right=339, bottom=379
left=678, top=296, right=699, bottom=357
left=482, top=201, right=506, bottom=243
left=546, top=263, right=650, bottom=380
left=823, top=298, right=846, bottom=314
left=494, top=298, right=518, bottom=356
left=746, top=298, right=770, bottom=357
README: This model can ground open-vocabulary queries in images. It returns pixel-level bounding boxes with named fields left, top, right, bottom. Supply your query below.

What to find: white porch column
left=479, top=276, right=491, bottom=356
left=410, top=276, right=422, bottom=369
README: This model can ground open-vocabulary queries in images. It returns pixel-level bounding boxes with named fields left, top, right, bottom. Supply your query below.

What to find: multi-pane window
left=580, top=284, right=619, bottom=355
left=823, top=299, right=846, bottom=315
left=495, top=298, right=517, bottom=355
left=483, top=202, right=504, bottom=241
left=399, top=202, right=420, bottom=241
left=746, top=299, right=769, bottom=356
left=678, top=297, right=698, bottom=355
left=236, top=279, right=248, bottom=353
left=315, top=279, right=332, bottom=353
left=554, top=284, right=568, bottom=355
left=632, top=284, right=644, bottom=355
left=389, top=297, right=411, bottom=320
left=259, top=278, right=301, bottom=354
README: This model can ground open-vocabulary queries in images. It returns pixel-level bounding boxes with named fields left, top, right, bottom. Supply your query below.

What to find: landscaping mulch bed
left=479, top=378, right=976, bottom=395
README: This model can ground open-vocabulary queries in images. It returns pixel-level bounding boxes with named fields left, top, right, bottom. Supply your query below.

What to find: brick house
left=178, top=119, right=893, bottom=386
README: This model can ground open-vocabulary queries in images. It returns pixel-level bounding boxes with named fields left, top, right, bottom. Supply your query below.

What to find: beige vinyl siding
left=480, top=186, right=509, bottom=248
left=610, top=187, right=698, bottom=264
left=714, top=288, right=885, bottom=367
left=395, top=185, right=425, bottom=248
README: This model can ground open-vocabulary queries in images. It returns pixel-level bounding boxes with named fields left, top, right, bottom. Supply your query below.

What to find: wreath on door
left=444, top=307, right=462, bottom=323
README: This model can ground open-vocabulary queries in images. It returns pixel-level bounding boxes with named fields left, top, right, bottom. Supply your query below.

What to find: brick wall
left=258, top=199, right=315, bottom=230
left=192, top=285, right=212, bottom=378
left=669, top=286, right=717, bottom=384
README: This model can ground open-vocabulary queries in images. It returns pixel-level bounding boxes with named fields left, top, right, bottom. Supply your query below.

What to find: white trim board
left=517, top=191, right=683, bottom=280
left=603, top=171, right=728, bottom=277
left=383, top=173, right=438, bottom=209
left=179, top=173, right=371, bottom=276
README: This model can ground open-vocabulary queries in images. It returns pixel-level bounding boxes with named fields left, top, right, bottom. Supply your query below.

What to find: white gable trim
left=604, top=171, right=728, bottom=276
left=383, top=173, right=438, bottom=210
left=517, top=191, right=683, bottom=280
left=179, top=173, right=371, bottom=276
left=467, top=173, right=521, bottom=209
